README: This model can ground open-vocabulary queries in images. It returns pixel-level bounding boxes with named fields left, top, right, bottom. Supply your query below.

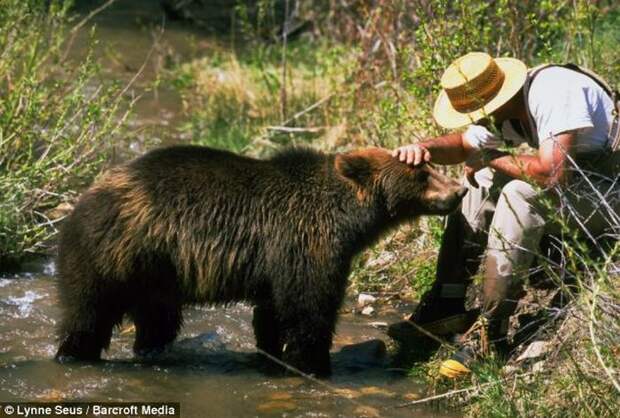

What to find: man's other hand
left=464, top=165, right=480, bottom=188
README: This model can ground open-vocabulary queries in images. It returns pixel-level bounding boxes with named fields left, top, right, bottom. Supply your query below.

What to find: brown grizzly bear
left=55, top=145, right=466, bottom=376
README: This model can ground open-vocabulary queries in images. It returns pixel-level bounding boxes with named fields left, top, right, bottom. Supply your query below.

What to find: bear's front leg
left=280, top=310, right=336, bottom=377
left=283, top=333, right=332, bottom=377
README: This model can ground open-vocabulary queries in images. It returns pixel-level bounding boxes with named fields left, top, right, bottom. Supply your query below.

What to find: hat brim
left=432, top=58, right=528, bottom=130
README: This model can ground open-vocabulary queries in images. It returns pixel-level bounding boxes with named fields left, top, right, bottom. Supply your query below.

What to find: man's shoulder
left=528, top=65, right=605, bottom=111
left=531, top=66, right=585, bottom=87
left=530, top=65, right=604, bottom=94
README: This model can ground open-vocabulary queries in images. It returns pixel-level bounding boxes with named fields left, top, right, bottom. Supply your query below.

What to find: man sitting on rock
left=391, top=52, right=620, bottom=378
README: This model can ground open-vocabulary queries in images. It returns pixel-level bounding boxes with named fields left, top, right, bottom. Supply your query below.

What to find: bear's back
left=125, top=145, right=332, bottom=200
left=130, top=145, right=265, bottom=192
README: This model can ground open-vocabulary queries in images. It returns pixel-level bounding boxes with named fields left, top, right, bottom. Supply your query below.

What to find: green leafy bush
left=0, top=0, right=130, bottom=268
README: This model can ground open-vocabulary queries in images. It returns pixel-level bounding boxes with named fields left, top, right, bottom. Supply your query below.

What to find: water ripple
left=5, top=290, right=46, bottom=318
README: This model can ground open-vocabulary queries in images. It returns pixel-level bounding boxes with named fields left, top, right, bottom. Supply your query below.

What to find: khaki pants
left=436, top=166, right=620, bottom=334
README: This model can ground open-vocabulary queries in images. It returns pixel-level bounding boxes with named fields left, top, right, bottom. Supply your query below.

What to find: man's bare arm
left=485, top=132, right=576, bottom=187
left=393, top=133, right=477, bottom=165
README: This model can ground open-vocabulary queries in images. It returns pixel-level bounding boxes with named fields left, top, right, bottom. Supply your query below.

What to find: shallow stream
left=0, top=261, right=459, bottom=417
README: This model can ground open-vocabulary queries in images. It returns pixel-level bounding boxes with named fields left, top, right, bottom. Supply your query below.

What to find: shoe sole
left=387, top=309, right=480, bottom=342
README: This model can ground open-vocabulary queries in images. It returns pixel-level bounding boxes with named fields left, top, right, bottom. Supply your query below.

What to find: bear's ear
left=335, top=153, right=373, bottom=185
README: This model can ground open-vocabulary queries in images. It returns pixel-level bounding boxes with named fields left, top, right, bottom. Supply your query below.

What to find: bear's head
left=335, top=148, right=466, bottom=219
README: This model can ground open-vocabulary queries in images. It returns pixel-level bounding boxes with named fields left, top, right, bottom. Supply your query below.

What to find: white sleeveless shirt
left=463, top=66, right=615, bottom=153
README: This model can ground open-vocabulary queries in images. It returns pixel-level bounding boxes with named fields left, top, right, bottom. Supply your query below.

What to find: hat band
left=446, top=63, right=505, bottom=114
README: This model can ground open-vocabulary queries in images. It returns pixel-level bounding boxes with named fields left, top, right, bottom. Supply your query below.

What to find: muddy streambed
left=0, top=261, right=458, bottom=417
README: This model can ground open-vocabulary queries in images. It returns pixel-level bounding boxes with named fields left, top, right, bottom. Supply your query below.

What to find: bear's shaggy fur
left=55, top=145, right=465, bottom=376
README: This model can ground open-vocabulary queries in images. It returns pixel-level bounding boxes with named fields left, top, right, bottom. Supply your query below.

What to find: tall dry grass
left=171, top=41, right=353, bottom=154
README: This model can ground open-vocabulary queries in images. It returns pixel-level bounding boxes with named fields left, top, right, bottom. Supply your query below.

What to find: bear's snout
left=420, top=167, right=466, bottom=215
left=456, top=186, right=468, bottom=199
left=451, top=186, right=468, bottom=207
left=443, top=185, right=468, bottom=212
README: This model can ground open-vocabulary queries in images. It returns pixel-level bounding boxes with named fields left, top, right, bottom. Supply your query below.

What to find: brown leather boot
left=482, top=253, right=525, bottom=343
left=438, top=257, right=523, bottom=379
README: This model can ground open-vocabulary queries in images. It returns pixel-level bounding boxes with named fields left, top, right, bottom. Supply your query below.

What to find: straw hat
left=432, top=52, right=527, bottom=129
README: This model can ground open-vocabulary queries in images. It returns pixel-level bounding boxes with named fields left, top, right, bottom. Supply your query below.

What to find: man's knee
left=495, top=180, right=545, bottom=229
left=499, top=180, right=538, bottom=205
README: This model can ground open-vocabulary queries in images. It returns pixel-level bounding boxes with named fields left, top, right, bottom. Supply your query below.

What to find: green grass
left=169, top=40, right=354, bottom=154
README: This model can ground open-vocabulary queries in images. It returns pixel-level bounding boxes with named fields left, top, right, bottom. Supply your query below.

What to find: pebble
left=361, top=306, right=375, bottom=316
left=359, top=386, right=395, bottom=397
left=504, top=365, right=518, bottom=374
left=282, top=377, right=305, bottom=388
left=402, top=392, right=421, bottom=401
left=365, top=251, right=396, bottom=268
left=268, top=392, right=293, bottom=401
left=532, top=361, right=546, bottom=373
left=357, top=293, right=377, bottom=308
left=37, top=389, right=64, bottom=401
left=333, top=388, right=362, bottom=399
left=517, top=341, right=550, bottom=362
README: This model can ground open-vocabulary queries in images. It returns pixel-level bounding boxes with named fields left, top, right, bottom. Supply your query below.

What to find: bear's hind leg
left=131, top=289, right=183, bottom=357
left=252, top=303, right=283, bottom=359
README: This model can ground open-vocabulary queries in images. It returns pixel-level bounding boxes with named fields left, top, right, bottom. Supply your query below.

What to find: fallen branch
left=279, top=93, right=336, bottom=127
left=392, top=371, right=535, bottom=408
left=266, top=126, right=328, bottom=133
left=70, top=0, right=119, bottom=34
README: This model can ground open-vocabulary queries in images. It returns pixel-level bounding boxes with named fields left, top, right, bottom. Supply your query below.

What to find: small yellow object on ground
left=439, top=359, right=471, bottom=379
